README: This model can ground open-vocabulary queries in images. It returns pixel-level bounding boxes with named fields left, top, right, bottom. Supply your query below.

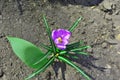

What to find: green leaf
left=70, top=46, right=90, bottom=52
left=68, top=16, right=82, bottom=32
left=59, top=51, right=67, bottom=55
left=39, top=42, right=52, bottom=51
left=71, top=56, right=79, bottom=59
left=58, top=56, right=91, bottom=80
left=75, top=52, right=89, bottom=55
left=25, top=56, right=55, bottom=80
left=33, top=50, right=52, bottom=65
left=66, top=41, right=84, bottom=51
left=43, top=15, right=56, bottom=53
left=7, top=36, right=48, bottom=69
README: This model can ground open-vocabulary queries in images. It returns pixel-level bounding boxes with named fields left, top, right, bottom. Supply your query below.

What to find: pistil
left=57, top=37, right=62, bottom=43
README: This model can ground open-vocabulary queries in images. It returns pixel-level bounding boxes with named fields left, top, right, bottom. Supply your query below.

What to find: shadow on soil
left=51, top=41, right=106, bottom=80
left=52, top=61, right=66, bottom=80
left=7, top=0, right=104, bottom=16
left=52, top=55, right=106, bottom=80
left=16, top=0, right=23, bottom=15
left=48, top=0, right=103, bottom=6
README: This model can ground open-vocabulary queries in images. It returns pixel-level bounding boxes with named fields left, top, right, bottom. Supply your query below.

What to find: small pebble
left=87, top=47, right=93, bottom=53
left=43, top=0, right=47, bottom=2
left=102, top=42, right=108, bottom=48
left=103, top=1, right=112, bottom=10
left=43, top=32, right=47, bottom=36
left=111, top=4, right=116, bottom=10
left=0, top=33, right=5, bottom=38
left=91, top=6, right=96, bottom=9
left=116, top=34, right=120, bottom=41
left=105, top=64, right=111, bottom=69
left=117, top=52, right=120, bottom=54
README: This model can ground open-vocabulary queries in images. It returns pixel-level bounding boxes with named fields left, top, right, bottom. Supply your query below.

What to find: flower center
left=57, top=37, right=62, bottom=43
left=55, top=53, right=59, bottom=57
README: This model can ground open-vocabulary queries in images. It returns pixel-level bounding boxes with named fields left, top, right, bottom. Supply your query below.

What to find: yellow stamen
left=57, top=37, right=62, bottom=43
left=55, top=53, right=59, bottom=57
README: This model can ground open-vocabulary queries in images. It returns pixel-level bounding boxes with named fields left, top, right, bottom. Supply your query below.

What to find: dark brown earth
left=0, top=0, right=120, bottom=80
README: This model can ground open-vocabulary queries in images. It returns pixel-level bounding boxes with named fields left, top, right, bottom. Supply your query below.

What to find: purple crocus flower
left=52, top=29, right=71, bottom=50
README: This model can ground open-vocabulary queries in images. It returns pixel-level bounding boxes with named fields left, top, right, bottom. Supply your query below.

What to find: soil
left=0, top=0, right=120, bottom=80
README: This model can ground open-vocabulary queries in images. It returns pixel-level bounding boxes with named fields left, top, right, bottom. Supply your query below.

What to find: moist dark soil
left=0, top=0, right=120, bottom=80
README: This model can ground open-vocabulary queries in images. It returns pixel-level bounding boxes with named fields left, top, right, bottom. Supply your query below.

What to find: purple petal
left=54, top=38, right=68, bottom=45
left=62, top=39, right=69, bottom=45
left=57, top=44, right=66, bottom=50
left=54, top=38, right=60, bottom=44
left=58, top=29, right=67, bottom=36
left=58, top=29, right=71, bottom=39
left=51, top=29, right=71, bottom=50
left=52, top=29, right=71, bottom=40
left=52, top=30, right=59, bottom=40
left=64, top=30, right=71, bottom=39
